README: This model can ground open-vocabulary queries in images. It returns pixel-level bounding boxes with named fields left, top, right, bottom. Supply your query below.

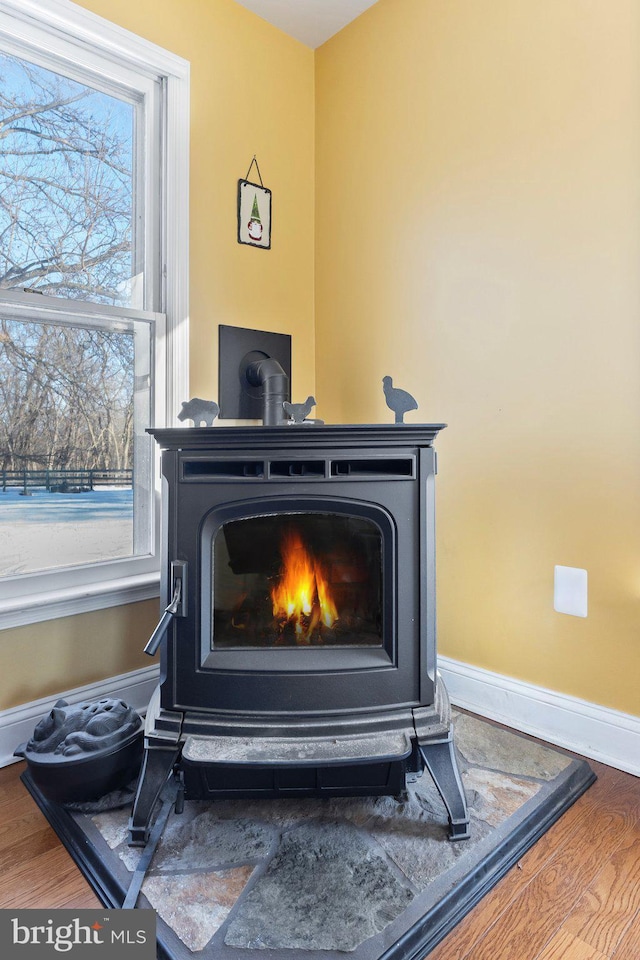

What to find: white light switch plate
left=554, top=565, right=588, bottom=617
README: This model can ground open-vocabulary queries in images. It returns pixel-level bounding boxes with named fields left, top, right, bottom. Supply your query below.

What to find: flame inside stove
left=271, top=529, right=338, bottom=643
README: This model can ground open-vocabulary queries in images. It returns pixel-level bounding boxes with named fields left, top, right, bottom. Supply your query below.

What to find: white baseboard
left=3, top=658, right=638, bottom=778
left=439, top=655, right=640, bottom=777
left=0, top=664, right=160, bottom=768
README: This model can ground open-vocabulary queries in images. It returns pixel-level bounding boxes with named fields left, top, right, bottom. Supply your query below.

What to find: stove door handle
left=144, top=579, right=182, bottom=656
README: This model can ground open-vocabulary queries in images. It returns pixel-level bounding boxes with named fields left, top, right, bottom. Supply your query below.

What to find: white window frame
left=0, top=0, right=189, bottom=628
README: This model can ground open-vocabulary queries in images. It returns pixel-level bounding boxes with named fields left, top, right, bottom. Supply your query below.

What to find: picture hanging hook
left=244, top=155, right=264, bottom=186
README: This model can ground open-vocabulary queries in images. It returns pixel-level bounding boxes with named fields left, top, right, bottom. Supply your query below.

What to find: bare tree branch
left=0, top=51, right=135, bottom=472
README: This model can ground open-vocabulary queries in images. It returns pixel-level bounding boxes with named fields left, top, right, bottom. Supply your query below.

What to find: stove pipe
left=245, top=357, right=289, bottom=426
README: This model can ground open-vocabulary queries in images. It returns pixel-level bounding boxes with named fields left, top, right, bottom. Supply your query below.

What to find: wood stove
left=129, top=424, right=469, bottom=844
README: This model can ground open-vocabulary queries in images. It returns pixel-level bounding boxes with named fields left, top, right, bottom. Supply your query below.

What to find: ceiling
left=232, top=0, right=381, bottom=49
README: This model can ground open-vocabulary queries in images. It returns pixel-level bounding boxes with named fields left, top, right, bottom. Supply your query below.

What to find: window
left=0, top=0, right=189, bottom=627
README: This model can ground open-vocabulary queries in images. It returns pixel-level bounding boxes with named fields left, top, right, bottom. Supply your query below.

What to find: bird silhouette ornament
left=382, top=376, right=419, bottom=423
left=283, top=396, right=324, bottom=424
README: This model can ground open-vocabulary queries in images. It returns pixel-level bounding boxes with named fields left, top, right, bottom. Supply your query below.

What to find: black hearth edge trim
left=20, top=758, right=596, bottom=960
left=20, top=769, right=177, bottom=960
left=380, top=758, right=596, bottom=960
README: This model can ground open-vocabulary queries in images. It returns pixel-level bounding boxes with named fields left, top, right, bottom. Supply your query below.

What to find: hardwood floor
left=0, top=750, right=638, bottom=958
left=0, top=761, right=100, bottom=910
left=428, top=758, right=640, bottom=960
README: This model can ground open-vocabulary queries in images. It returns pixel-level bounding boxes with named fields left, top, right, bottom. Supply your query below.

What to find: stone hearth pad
left=22, top=712, right=595, bottom=960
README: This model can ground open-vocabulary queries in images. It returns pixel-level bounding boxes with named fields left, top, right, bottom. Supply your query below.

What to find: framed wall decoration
left=238, top=158, right=271, bottom=249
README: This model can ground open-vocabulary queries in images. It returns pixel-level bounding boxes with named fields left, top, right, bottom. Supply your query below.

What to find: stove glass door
left=212, top=512, right=383, bottom=649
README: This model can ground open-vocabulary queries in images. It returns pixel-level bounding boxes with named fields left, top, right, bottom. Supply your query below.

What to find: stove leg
left=419, top=736, right=470, bottom=840
left=128, top=746, right=180, bottom=846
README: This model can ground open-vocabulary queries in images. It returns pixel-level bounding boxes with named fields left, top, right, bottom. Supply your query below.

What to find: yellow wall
left=315, top=0, right=640, bottom=716
left=0, top=0, right=315, bottom=710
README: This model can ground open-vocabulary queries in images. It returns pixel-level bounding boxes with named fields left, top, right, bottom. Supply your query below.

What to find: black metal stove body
left=129, top=424, right=469, bottom=844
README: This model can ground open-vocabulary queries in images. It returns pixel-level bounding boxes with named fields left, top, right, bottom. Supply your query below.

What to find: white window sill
left=0, top=573, right=160, bottom=629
